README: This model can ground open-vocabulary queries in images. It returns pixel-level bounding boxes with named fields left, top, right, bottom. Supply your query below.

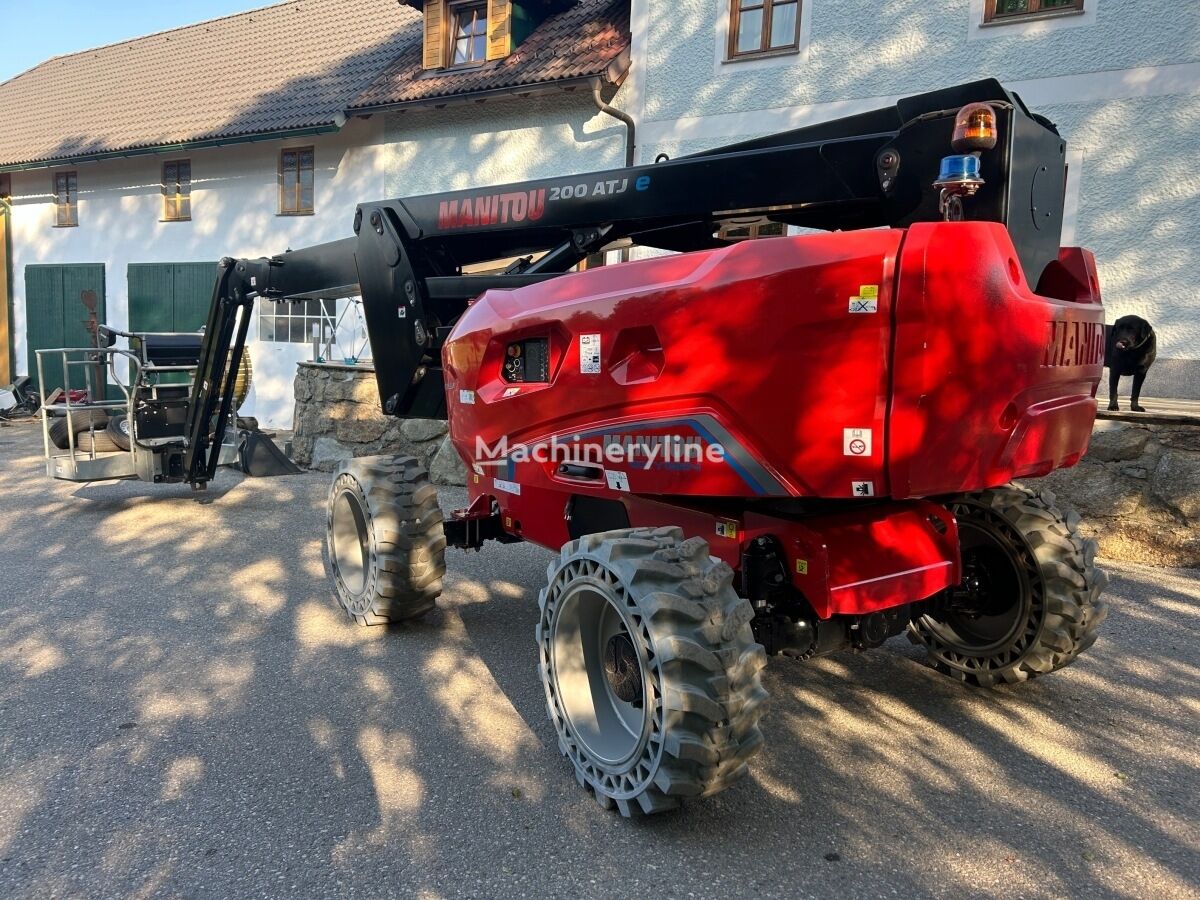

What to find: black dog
left=1105, top=315, right=1156, bottom=412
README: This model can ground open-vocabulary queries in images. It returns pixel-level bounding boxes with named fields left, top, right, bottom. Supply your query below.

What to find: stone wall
left=291, top=363, right=466, bottom=485
left=1023, top=419, right=1200, bottom=568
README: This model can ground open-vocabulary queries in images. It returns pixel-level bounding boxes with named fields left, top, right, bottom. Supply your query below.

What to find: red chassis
left=444, top=221, right=1104, bottom=623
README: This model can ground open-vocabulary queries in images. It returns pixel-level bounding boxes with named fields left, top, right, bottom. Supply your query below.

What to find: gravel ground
left=0, top=419, right=1197, bottom=899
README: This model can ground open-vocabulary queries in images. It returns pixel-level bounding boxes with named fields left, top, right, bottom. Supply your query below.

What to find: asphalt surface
left=0, top=418, right=1197, bottom=900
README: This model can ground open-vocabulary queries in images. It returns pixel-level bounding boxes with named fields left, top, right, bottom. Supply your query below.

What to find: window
left=259, top=299, right=332, bottom=344
left=718, top=220, right=786, bottom=241
left=279, top=147, right=315, bottom=216
left=984, top=0, right=1083, bottom=23
left=729, top=0, right=801, bottom=59
left=53, top=171, right=78, bottom=227
left=449, top=2, right=488, bottom=66
left=162, top=160, right=192, bottom=221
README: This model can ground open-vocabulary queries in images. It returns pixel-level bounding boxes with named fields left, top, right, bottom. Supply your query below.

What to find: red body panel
left=888, top=224, right=1104, bottom=497
left=445, top=229, right=901, bottom=499
left=443, top=223, right=1103, bottom=618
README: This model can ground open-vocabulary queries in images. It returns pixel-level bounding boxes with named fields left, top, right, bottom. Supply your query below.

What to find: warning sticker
left=459, top=389, right=476, bottom=405
left=859, top=285, right=879, bottom=299
left=715, top=520, right=739, bottom=540
left=580, top=334, right=602, bottom=374
left=844, top=428, right=873, bottom=456
left=503, top=386, right=520, bottom=398
left=795, top=559, right=809, bottom=576
left=605, top=470, right=630, bottom=491
left=849, top=297, right=878, bottom=314
left=494, top=478, right=521, bottom=496
left=852, top=481, right=876, bottom=497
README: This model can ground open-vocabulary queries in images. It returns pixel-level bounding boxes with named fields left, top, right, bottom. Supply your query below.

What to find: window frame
left=278, top=146, right=316, bottom=217
left=728, top=0, right=802, bottom=61
left=718, top=220, right=786, bottom=242
left=161, top=159, right=192, bottom=223
left=983, top=0, right=1084, bottom=24
left=53, top=170, right=78, bottom=228
left=258, top=297, right=336, bottom=345
left=447, top=0, right=489, bottom=68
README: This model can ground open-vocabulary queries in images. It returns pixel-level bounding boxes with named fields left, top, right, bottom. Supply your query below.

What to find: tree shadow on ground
left=0, top=421, right=1196, bottom=899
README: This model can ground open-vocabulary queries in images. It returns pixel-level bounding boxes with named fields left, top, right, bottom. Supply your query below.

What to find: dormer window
left=450, top=2, right=489, bottom=65
left=412, top=0, right=570, bottom=71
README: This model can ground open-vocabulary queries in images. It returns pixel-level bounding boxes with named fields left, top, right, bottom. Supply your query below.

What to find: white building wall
left=7, top=90, right=635, bottom=426
left=7, top=116, right=388, bottom=427
left=627, top=0, right=1200, bottom=397
left=382, top=90, right=632, bottom=198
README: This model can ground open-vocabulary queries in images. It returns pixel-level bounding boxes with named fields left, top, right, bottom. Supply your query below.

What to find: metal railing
left=34, top=345, right=205, bottom=483
left=36, top=347, right=140, bottom=463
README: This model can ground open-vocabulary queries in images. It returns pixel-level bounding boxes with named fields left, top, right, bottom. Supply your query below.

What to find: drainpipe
left=591, top=79, right=635, bottom=168
left=591, top=79, right=636, bottom=263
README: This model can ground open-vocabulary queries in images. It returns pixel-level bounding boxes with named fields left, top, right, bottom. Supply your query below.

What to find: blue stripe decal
left=569, top=417, right=777, bottom=496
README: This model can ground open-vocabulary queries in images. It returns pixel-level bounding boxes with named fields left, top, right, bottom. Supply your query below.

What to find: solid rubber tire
left=537, top=527, right=769, bottom=816
left=908, top=484, right=1109, bottom=687
left=327, top=455, right=446, bottom=625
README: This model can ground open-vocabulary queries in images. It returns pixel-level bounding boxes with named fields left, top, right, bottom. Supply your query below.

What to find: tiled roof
left=348, top=0, right=630, bottom=111
left=0, top=0, right=421, bottom=168
left=0, top=0, right=631, bottom=170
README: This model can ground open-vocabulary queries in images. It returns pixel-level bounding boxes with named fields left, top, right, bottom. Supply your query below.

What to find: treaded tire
left=327, top=455, right=446, bottom=625
left=76, top=428, right=123, bottom=453
left=908, top=484, right=1109, bottom=687
left=537, top=527, right=769, bottom=816
left=231, top=351, right=253, bottom=413
left=48, top=409, right=111, bottom=450
left=106, top=416, right=132, bottom=451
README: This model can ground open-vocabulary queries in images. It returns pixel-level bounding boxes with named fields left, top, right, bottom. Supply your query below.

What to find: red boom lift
left=182, top=80, right=1108, bottom=816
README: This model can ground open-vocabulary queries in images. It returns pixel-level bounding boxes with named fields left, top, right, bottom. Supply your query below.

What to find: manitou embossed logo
left=438, top=189, right=546, bottom=229
left=1043, top=320, right=1105, bottom=368
left=436, top=178, right=636, bottom=230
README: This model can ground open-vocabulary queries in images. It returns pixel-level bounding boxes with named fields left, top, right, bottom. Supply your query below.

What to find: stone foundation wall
left=291, top=363, right=466, bottom=485
left=1022, top=419, right=1200, bottom=568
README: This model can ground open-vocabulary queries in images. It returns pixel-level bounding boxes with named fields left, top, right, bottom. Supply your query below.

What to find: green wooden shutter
left=25, top=263, right=105, bottom=391
left=128, top=264, right=175, bottom=332
left=171, top=263, right=217, bottom=331
left=25, top=265, right=64, bottom=389
left=60, top=264, right=105, bottom=351
left=128, top=262, right=216, bottom=332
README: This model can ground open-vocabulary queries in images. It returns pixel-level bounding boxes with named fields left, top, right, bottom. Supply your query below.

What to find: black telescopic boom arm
left=182, top=258, right=257, bottom=486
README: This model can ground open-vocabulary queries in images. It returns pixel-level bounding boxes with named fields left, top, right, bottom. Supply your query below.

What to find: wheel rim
left=920, top=501, right=1043, bottom=663
left=551, top=581, right=649, bottom=767
left=330, top=488, right=370, bottom=597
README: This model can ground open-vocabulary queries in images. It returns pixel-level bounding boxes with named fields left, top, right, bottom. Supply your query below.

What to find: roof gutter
left=0, top=123, right=342, bottom=174
left=348, top=74, right=604, bottom=117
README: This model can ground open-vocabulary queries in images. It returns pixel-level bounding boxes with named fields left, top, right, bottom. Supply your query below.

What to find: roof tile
left=0, top=0, right=631, bottom=169
left=0, top=0, right=414, bottom=167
